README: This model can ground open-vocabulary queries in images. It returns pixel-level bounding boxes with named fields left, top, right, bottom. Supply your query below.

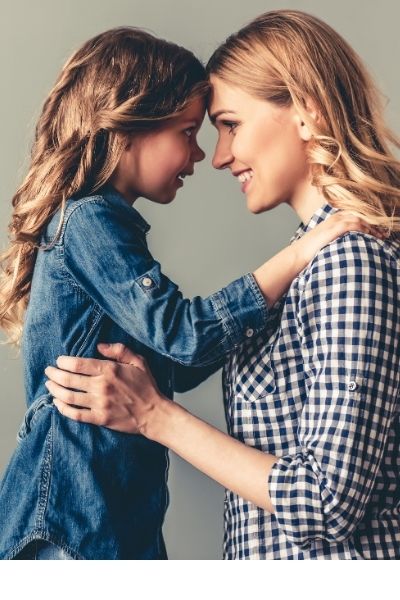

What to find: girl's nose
left=193, top=143, right=206, bottom=163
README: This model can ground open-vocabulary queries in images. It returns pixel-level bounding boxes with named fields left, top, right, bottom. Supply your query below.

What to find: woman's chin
left=246, top=192, right=284, bottom=214
left=246, top=196, right=270, bottom=215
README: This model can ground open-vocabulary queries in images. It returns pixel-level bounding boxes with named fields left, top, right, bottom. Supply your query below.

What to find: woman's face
left=208, top=75, right=312, bottom=215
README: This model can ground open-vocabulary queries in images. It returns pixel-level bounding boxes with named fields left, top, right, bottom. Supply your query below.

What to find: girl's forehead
left=177, top=97, right=206, bottom=122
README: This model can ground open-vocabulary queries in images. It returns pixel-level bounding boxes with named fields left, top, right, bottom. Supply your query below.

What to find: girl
left=0, top=26, right=367, bottom=560
left=48, top=11, right=400, bottom=560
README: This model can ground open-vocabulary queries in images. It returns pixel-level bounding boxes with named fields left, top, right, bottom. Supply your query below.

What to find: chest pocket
left=231, top=318, right=303, bottom=403
left=230, top=329, right=279, bottom=403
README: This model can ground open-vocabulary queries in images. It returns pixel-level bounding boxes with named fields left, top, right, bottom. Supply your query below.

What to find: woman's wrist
left=140, top=394, right=186, bottom=444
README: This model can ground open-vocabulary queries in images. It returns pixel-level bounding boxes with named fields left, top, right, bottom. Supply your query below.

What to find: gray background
left=0, top=0, right=398, bottom=559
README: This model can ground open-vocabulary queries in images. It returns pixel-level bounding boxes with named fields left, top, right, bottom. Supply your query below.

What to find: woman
left=0, top=25, right=362, bottom=561
left=46, top=10, right=400, bottom=559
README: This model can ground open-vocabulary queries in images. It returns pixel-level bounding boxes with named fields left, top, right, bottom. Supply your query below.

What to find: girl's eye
left=184, top=128, right=194, bottom=137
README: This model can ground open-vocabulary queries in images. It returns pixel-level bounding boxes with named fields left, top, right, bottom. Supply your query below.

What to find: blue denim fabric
left=0, top=185, right=268, bottom=560
left=13, top=540, right=74, bottom=560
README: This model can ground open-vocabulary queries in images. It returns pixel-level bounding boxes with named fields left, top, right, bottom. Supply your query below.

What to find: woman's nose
left=212, top=139, right=233, bottom=170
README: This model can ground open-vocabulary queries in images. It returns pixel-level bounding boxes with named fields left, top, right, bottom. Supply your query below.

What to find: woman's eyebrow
left=208, top=110, right=237, bottom=124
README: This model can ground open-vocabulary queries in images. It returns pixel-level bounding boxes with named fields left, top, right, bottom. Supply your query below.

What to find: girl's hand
left=253, top=210, right=387, bottom=309
left=293, top=210, right=387, bottom=267
left=44, top=344, right=167, bottom=436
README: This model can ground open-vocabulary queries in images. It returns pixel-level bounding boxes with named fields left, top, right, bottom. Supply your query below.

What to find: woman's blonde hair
left=0, top=27, right=208, bottom=345
left=207, top=10, right=400, bottom=229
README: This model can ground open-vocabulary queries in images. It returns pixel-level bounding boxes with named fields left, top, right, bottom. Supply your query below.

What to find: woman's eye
left=222, top=121, right=238, bottom=135
left=184, top=128, right=194, bottom=137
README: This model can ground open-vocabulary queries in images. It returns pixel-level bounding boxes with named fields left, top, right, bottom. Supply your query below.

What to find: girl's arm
left=62, top=197, right=382, bottom=368
left=251, top=211, right=383, bottom=307
left=45, top=346, right=277, bottom=511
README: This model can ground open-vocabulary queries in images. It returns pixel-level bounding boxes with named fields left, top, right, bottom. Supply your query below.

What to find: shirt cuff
left=268, top=454, right=325, bottom=548
left=210, top=273, right=269, bottom=352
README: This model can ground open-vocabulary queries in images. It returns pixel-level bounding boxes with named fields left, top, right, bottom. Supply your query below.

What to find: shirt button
left=142, top=277, right=153, bottom=288
left=348, top=381, right=358, bottom=392
left=245, top=328, right=254, bottom=338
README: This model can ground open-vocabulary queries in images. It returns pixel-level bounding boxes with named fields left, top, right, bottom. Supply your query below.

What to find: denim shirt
left=0, top=186, right=268, bottom=559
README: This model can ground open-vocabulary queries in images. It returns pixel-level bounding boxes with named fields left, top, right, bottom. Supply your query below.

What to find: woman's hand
left=44, top=344, right=168, bottom=436
left=292, top=210, right=387, bottom=267
left=46, top=343, right=278, bottom=512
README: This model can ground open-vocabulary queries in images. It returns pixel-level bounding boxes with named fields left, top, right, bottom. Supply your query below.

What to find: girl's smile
left=111, top=97, right=206, bottom=205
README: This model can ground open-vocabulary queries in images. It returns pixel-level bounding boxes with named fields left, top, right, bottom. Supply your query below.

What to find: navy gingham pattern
left=223, top=203, right=400, bottom=559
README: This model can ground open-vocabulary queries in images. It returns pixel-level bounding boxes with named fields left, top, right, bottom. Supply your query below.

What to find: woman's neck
left=288, top=178, right=327, bottom=225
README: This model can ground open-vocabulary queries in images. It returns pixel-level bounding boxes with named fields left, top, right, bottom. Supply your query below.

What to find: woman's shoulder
left=304, top=230, right=400, bottom=281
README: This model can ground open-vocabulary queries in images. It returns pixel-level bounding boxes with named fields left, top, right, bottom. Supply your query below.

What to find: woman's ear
left=297, top=118, right=313, bottom=142
left=295, top=99, right=319, bottom=142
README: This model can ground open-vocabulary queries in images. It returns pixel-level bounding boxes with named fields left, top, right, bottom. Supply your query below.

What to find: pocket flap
left=17, top=395, right=52, bottom=442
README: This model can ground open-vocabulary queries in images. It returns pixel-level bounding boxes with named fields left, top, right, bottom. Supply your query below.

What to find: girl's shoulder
left=45, top=188, right=149, bottom=245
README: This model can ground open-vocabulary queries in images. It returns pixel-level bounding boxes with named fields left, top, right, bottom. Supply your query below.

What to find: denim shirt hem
left=5, top=530, right=84, bottom=560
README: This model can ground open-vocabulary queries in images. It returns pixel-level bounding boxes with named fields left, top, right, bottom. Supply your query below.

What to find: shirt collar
left=290, top=201, right=338, bottom=243
left=100, top=184, right=151, bottom=235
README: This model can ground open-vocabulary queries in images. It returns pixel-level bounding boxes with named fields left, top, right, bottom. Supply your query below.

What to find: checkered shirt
left=223, top=203, right=400, bottom=559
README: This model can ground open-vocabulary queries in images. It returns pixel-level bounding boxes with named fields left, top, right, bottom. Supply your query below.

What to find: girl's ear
left=123, top=133, right=135, bottom=151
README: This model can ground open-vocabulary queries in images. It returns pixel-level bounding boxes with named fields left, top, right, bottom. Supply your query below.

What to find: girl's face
left=208, top=75, right=313, bottom=216
left=112, top=97, right=206, bottom=205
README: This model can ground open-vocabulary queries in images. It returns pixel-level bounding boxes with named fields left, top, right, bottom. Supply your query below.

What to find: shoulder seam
left=56, top=195, right=107, bottom=244
left=299, top=232, right=399, bottom=287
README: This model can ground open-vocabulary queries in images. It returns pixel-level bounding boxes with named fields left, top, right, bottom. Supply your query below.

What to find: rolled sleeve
left=61, top=197, right=269, bottom=366
left=268, top=234, right=400, bottom=547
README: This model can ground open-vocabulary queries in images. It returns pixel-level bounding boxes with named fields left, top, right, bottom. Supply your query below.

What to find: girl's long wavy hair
left=207, top=10, right=400, bottom=229
left=0, top=27, right=208, bottom=345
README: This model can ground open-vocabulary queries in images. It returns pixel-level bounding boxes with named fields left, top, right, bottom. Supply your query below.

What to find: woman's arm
left=45, top=346, right=277, bottom=512
left=268, top=234, right=400, bottom=546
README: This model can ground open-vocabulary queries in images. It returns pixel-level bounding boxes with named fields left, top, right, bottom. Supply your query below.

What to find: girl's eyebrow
left=180, top=119, right=200, bottom=128
left=209, top=110, right=237, bottom=124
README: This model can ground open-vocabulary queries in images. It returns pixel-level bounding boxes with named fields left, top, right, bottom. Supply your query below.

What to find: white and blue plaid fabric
left=223, top=203, right=400, bottom=559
